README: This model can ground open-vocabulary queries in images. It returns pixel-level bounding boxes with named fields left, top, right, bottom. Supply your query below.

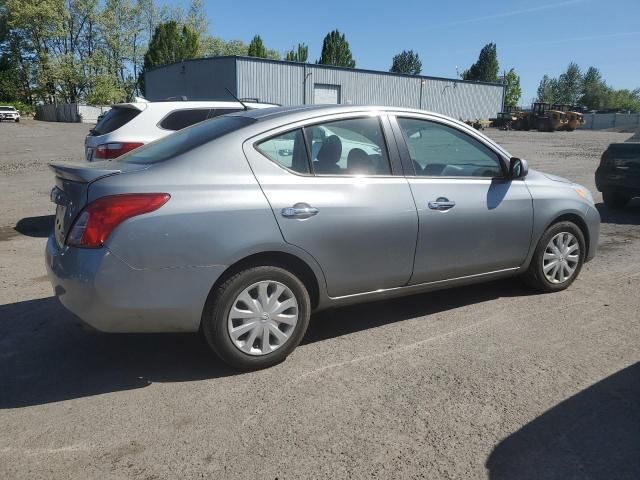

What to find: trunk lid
left=49, top=161, right=147, bottom=247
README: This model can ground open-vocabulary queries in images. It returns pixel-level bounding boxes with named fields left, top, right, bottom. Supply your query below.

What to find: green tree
left=202, top=37, right=247, bottom=56
left=185, top=0, right=207, bottom=37
left=247, top=34, right=266, bottom=58
left=389, top=50, right=422, bottom=75
left=285, top=43, right=308, bottom=62
left=317, top=29, right=355, bottom=67
left=503, top=68, right=521, bottom=108
left=608, top=88, right=640, bottom=113
left=536, top=74, right=558, bottom=103
left=580, top=66, right=608, bottom=110
left=557, top=62, right=582, bottom=104
left=462, top=43, right=499, bottom=82
left=141, top=20, right=199, bottom=94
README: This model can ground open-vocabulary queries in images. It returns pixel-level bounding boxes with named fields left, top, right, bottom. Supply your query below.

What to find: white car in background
left=0, top=106, right=20, bottom=122
left=84, top=99, right=277, bottom=161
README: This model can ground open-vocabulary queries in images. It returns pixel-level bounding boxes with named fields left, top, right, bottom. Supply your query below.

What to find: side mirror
left=509, top=157, right=528, bottom=179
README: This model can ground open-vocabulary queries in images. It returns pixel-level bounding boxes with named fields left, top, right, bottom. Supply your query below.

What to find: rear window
left=93, top=108, right=141, bottom=135
left=118, top=116, right=255, bottom=165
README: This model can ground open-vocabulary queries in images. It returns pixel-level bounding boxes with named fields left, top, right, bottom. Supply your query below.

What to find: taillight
left=94, top=142, right=143, bottom=159
left=66, top=194, right=170, bottom=248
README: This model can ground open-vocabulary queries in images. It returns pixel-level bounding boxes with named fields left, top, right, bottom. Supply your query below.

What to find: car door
left=243, top=113, right=419, bottom=298
left=391, top=115, right=533, bottom=284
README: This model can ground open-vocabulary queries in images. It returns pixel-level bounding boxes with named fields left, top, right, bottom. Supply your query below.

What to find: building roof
left=145, top=55, right=505, bottom=88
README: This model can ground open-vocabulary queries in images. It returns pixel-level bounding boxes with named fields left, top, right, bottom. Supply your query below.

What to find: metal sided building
left=144, top=56, right=505, bottom=120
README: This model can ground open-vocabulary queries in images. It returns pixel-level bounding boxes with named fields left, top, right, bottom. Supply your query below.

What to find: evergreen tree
left=317, top=30, right=355, bottom=67
left=462, top=43, right=499, bottom=83
left=141, top=21, right=199, bottom=94
left=389, top=50, right=422, bottom=75
left=285, top=43, right=308, bottom=62
left=247, top=35, right=267, bottom=58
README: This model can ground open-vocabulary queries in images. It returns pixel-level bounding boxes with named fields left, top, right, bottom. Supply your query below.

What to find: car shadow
left=304, top=278, right=538, bottom=344
left=14, top=215, right=54, bottom=238
left=0, top=297, right=235, bottom=409
left=2, top=278, right=537, bottom=409
left=486, top=362, right=640, bottom=480
left=596, top=199, right=640, bottom=225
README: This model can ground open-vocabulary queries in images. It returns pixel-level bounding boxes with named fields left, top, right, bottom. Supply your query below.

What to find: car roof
left=232, top=104, right=459, bottom=122
left=112, top=100, right=278, bottom=112
left=229, top=104, right=513, bottom=159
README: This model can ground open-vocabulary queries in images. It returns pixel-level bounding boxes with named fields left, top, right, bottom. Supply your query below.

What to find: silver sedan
left=46, top=105, right=600, bottom=369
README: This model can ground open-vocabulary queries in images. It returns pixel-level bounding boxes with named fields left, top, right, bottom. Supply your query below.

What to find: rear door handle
left=281, top=203, right=319, bottom=218
left=428, top=197, right=456, bottom=211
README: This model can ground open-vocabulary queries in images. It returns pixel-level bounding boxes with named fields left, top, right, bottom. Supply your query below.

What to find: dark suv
left=596, top=143, right=640, bottom=209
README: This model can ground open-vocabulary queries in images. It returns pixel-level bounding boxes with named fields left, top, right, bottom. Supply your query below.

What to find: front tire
left=202, top=266, right=311, bottom=370
left=523, top=221, right=585, bottom=292
left=603, top=190, right=630, bottom=210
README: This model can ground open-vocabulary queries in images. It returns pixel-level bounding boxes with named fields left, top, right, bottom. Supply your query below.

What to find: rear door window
left=304, top=117, right=391, bottom=176
left=93, top=108, right=141, bottom=135
left=159, top=109, right=211, bottom=130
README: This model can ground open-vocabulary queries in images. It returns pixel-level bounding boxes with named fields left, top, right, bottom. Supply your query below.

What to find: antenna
left=225, top=87, right=249, bottom=111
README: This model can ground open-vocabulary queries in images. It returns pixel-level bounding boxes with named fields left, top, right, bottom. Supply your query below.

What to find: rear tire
left=603, top=191, right=630, bottom=210
left=201, top=266, right=311, bottom=370
left=523, top=221, right=585, bottom=293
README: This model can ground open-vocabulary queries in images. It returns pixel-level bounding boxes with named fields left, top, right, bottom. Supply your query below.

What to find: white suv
left=0, top=106, right=20, bottom=122
left=84, top=99, right=277, bottom=161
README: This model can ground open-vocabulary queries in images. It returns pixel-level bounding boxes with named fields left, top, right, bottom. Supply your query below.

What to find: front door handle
left=281, top=203, right=319, bottom=218
left=428, top=197, right=456, bottom=211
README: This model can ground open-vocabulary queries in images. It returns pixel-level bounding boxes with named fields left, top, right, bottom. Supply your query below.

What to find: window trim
left=156, top=108, right=213, bottom=131
left=254, top=127, right=313, bottom=176
left=252, top=115, right=396, bottom=178
left=390, top=114, right=509, bottom=179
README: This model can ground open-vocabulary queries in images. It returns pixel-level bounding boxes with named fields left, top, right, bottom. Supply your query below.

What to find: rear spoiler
left=49, top=162, right=122, bottom=183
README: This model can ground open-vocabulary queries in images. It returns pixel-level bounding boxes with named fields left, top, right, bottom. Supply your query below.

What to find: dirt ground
left=1, top=119, right=639, bottom=479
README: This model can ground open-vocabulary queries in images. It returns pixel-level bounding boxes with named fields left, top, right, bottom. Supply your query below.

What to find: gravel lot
left=1, top=119, right=639, bottom=479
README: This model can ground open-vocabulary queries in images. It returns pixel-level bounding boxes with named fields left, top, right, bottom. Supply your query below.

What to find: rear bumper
left=45, top=236, right=226, bottom=332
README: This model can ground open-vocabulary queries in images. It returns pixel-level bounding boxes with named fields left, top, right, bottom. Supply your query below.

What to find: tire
left=15, top=118, right=19, bottom=123
left=603, top=190, right=630, bottom=210
left=201, top=266, right=311, bottom=370
left=523, top=221, right=586, bottom=293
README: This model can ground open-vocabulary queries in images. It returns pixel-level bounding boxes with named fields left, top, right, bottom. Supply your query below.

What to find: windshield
left=118, top=115, right=255, bottom=165
left=0, top=107, right=16, bottom=111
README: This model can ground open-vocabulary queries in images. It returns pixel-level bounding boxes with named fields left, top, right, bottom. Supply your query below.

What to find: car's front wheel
left=202, top=266, right=311, bottom=370
left=523, top=221, right=586, bottom=292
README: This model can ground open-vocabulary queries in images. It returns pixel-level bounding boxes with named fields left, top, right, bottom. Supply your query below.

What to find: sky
left=168, top=0, right=640, bottom=105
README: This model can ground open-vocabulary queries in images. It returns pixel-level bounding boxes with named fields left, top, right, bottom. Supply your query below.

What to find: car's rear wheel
left=202, top=266, right=311, bottom=370
left=523, top=221, right=585, bottom=292
left=603, top=190, right=630, bottom=210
